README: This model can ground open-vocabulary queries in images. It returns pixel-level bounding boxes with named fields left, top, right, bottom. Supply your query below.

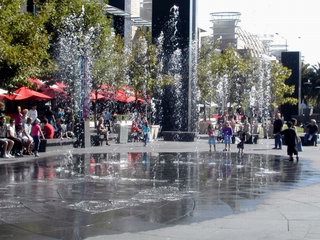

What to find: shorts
left=224, top=135, right=232, bottom=144
left=208, top=136, right=216, bottom=145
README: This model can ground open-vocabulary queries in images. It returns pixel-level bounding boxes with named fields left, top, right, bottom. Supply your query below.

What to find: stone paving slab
left=0, top=138, right=320, bottom=240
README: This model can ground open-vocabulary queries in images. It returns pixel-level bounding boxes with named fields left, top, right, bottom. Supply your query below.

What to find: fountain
left=57, top=6, right=97, bottom=148
left=152, top=0, right=198, bottom=141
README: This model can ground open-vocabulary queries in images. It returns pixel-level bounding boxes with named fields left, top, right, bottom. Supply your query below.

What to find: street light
left=275, top=33, right=288, bottom=51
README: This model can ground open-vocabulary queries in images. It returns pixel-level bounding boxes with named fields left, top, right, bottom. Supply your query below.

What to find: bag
left=297, top=141, right=303, bottom=152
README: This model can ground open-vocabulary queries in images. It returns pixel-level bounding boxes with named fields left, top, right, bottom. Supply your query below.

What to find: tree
left=197, top=40, right=220, bottom=120
left=270, top=60, right=295, bottom=109
left=0, top=0, right=54, bottom=90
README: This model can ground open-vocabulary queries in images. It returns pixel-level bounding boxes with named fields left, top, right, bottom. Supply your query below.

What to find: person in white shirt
left=27, top=105, right=38, bottom=123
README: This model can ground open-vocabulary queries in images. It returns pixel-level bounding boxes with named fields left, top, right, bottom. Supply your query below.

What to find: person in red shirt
left=43, top=118, right=55, bottom=139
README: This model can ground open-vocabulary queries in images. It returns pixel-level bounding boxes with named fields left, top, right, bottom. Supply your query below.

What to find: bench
left=90, top=131, right=118, bottom=146
left=39, top=138, right=75, bottom=152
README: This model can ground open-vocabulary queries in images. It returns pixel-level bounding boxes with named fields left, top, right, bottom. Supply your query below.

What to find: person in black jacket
left=281, top=121, right=299, bottom=161
left=273, top=113, right=284, bottom=149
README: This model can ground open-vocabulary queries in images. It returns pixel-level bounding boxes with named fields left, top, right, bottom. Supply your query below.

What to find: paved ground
left=0, top=138, right=320, bottom=240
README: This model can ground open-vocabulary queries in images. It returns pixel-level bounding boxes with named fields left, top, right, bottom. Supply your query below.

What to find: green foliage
left=128, top=29, right=161, bottom=99
left=92, top=34, right=126, bottom=91
left=0, top=0, right=53, bottom=90
left=270, top=60, right=296, bottom=108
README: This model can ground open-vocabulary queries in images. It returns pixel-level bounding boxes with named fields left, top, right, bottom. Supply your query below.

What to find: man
left=7, top=119, right=23, bottom=157
left=273, top=113, right=283, bottom=149
left=43, top=118, right=55, bottom=139
left=281, top=121, right=299, bottom=161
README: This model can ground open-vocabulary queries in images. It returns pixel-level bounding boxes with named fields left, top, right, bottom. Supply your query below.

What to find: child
left=236, top=126, right=246, bottom=154
left=31, top=118, right=45, bottom=157
left=208, top=123, right=216, bottom=152
left=142, top=121, right=151, bottom=147
left=222, top=122, right=233, bottom=151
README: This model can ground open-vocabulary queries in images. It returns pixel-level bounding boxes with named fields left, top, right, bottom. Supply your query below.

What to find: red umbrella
left=41, top=84, right=67, bottom=98
left=28, top=77, right=45, bottom=89
left=90, top=92, right=105, bottom=101
left=5, top=86, right=52, bottom=101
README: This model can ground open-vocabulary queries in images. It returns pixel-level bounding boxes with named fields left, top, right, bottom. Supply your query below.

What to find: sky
left=197, top=0, right=320, bottom=65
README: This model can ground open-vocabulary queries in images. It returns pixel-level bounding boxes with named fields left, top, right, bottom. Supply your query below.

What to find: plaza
left=0, top=138, right=320, bottom=240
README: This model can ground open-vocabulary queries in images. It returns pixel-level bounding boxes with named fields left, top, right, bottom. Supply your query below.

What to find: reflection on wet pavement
left=0, top=151, right=319, bottom=239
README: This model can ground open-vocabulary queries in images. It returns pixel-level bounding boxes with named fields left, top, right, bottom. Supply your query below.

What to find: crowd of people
left=0, top=103, right=75, bottom=158
left=206, top=112, right=319, bottom=161
left=0, top=98, right=319, bottom=161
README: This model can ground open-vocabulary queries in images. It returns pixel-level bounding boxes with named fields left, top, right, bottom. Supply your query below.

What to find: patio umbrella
left=90, top=92, right=105, bottom=101
left=28, top=77, right=45, bottom=89
left=41, top=84, right=67, bottom=98
left=0, top=89, right=8, bottom=100
left=5, top=86, right=52, bottom=101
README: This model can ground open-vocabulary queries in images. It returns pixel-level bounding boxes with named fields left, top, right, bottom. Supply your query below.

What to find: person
left=43, top=118, right=55, bottom=139
left=97, top=117, right=110, bottom=146
left=281, top=121, right=299, bottom=161
left=31, top=118, right=45, bottom=157
left=44, top=106, right=56, bottom=125
left=21, top=108, right=29, bottom=126
left=236, top=125, right=246, bottom=154
left=27, top=105, right=38, bottom=123
left=57, top=107, right=65, bottom=121
left=7, top=119, right=23, bottom=157
left=104, top=108, right=112, bottom=131
left=222, top=122, right=233, bottom=151
left=22, top=117, right=33, bottom=155
left=15, top=106, right=23, bottom=130
left=304, top=119, right=318, bottom=146
left=142, top=121, right=151, bottom=147
left=273, top=113, right=283, bottom=149
left=208, top=123, right=216, bottom=152
left=130, top=121, right=142, bottom=142
left=0, top=115, right=14, bottom=158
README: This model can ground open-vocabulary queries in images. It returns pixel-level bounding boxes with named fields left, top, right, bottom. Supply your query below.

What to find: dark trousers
left=33, top=136, right=40, bottom=152
left=8, top=137, right=22, bottom=154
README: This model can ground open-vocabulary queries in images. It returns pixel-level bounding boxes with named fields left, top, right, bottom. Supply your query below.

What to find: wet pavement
left=1, top=143, right=320, bottom=240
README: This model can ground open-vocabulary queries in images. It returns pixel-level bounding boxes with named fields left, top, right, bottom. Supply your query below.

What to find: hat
left=34, top=118, right=41, bottom=123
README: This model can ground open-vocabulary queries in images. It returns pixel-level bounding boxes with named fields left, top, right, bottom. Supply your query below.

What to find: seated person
left=97, top=117, right=110, bottom=146
left=55, top=118, right=74, bottom=139
left=7, top=119, right=23, bottom=156
left=43, top=118, right=55, bottom=139
left=304, top=119, right=319, bottom=146
left=0, top=115, right=14, bottom=158
left=16, top=125, right=33, bottom=155
left=131, top=121, right=142, bottom=142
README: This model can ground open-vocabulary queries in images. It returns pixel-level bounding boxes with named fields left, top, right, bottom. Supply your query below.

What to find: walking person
left=142, top=121, right=150, bottom=147
left=31, top=118, right=45, bottom=157
left=273, top=113, right=283, bottom=149
left=208, top=123, right=216, bottom=152
left=236, top=125, right=246, bottom=154
left=222, top=122, right=233, bottom=151
left=281, top=121, right=299, bottom=161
